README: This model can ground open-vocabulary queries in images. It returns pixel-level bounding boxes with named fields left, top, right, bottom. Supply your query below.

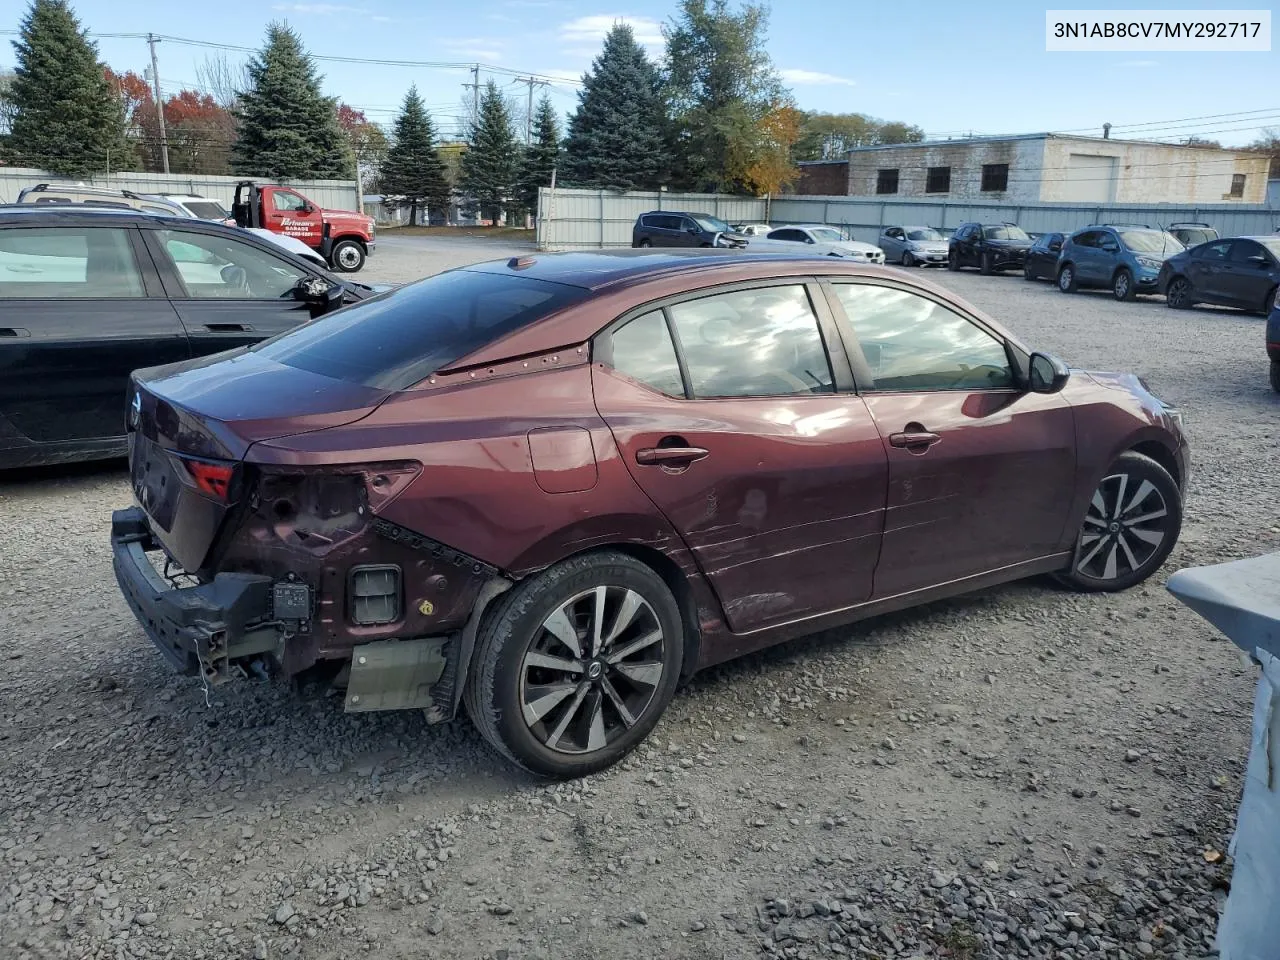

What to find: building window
left=981, top=163, right=1009, bottom=192
left=925, top=166, right=951, bottom=194
left=1229, top=173, right=1246, bottom=198
left=876, top=168, right=899, bottom=194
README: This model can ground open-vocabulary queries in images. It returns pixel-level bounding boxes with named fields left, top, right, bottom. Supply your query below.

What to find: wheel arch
left=330, top=233, right=368, bottom=250
left=1129, top=438, right=1183, bottom=489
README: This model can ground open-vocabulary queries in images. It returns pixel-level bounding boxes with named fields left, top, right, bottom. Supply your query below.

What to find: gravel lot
left=3, top=238, right=1278, bottom=960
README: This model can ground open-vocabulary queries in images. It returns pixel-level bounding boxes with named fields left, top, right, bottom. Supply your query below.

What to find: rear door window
left=0, top=227, right=144, bottom=298
left=1197, top=241, right=1233, bottom=261
left=607, top=310, right=685, bottom=397
left=252, top=269, right=590, bottom=389
left=666, top=284, right=834, bottom=398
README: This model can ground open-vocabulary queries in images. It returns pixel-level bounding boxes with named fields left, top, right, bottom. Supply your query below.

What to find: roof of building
left=843, top=132, right=1264, bottom=156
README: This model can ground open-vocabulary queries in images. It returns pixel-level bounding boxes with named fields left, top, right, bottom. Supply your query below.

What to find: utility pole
left=515, top=76, right=548, bottom=144
left=146, top=34, right=170, bottom=174
left=462, top=65, right=481, bottom=132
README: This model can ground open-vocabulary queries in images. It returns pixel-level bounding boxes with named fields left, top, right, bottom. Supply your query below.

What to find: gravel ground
left=2, top=242, right=1277, bottom=960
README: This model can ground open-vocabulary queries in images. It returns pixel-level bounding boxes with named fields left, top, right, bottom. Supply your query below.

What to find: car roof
left=460, top=249, right=868, bottom=292
left=0, top=205, right=189, bottom=226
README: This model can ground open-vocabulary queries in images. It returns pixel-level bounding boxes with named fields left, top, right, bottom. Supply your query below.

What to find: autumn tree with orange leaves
left=741, top=103, right=802, bottom=197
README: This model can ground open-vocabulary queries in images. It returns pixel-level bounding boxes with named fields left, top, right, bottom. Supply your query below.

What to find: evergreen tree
left=8, top=0, right=133, bottom=176
left=561, top=24, right=666, bottom=189
left=516, top=95, right=560, bottom=216
left=459, top=81, right=519, bottom=224
left=232, top=23, right=349, bottom=179
left=379, top=86, right=450, bottom=226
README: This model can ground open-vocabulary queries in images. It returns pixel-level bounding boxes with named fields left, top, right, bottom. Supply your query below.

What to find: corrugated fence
left=0, top=168, right=361, bottom=212
left=537, top=187, right=1280, bottom=250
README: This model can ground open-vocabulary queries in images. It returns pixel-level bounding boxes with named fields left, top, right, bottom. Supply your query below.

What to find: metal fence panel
left=0, top=168, right=361, bottom=212
left=537, top=187, right=1280, bottom=250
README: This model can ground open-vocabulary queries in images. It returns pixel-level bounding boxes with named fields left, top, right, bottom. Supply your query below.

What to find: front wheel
left=1055, top=452, right=1181, bottom=593
left=464, top=552, right=684, bottom=779
left=1113, top=268, right=1135, bottom=302
left=1262, top=285, right=1278, bottom=317
left=1023, top=262, right=1036, bottom=281
left=1165, top=276, right=1193, bottom=309
left=637, top=239, right=652, bottom=248
left=979, top=251, right=994, bottom=276
left=1058, top=264, right=1077, bottom=293
left=329, top=239, right=365, bottom=272
left=947, top=250, right=959, bottom=271
left=902, top=251, right=916, bottom=268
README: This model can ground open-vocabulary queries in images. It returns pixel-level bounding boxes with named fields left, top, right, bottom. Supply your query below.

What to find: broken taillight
left=178, top=456, right=235, bottom=501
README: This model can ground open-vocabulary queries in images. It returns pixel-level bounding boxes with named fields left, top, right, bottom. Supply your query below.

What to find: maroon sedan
left=112, top=251, right=1188, bottom=777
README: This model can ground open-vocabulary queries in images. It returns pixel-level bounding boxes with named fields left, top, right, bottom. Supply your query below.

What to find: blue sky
left=4, top=0, right=1278, bottom=146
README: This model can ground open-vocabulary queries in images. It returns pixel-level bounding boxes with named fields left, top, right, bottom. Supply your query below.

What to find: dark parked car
left=112, top=250, right=1188, bottom=778
left=947, top=222, right=1033, bottom=274
left=1268, top=300, right=1280, bottom=392
left=631, top=211, right=748, bottom=248
left=1159, top=236, right=1280, bottom=316
left=1023, top=232, right=1066, bottom=282
left=0, top=206, right=376, bottom=469
left=1056, top=225, right=1184, bottom=301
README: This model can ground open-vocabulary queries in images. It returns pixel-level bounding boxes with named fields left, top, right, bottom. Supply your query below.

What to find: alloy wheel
left=1166, top=278, right=1190, bottom=309
left=1075, top=472, right=1170, bottom=582
left=1113, top=270, right=1132, bottom=301
left=1058, top=266, right=1074, bottom=292
left=519, top=586, right=666, bottom=755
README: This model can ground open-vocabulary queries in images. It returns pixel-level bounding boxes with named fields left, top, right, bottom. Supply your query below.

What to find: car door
left=1069, top=231, right=1101, bottom=283
left=1224, top=239, right=1277, bottom=310
left=880, top=228, right=904, bottom=260
left=144, top=226, right=317, bottom=354
left=1185, top=240, right=1233, bottom=303
left=956, top=225, right=979, bottom=265
left=265, top=188, right=324, bottom=249
left=825, top=279, right=1076, bottom=597
left=591, top=281, right=888, bottom=634
left=0, top=223, right=189, bottom=458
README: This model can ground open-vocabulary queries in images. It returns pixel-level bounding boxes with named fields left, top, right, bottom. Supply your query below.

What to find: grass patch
left=942, top=921, right=982, bottom=959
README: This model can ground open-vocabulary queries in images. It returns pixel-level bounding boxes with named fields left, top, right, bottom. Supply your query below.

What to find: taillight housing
left=178, top=455, right=235, bottom=502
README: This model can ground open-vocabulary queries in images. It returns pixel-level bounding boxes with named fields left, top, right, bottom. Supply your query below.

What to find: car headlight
left=1136, top=257, right=1161, bottom=270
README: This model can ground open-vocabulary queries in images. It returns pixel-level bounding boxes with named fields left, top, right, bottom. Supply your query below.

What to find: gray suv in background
left=632, top=211, right=748, bottom=248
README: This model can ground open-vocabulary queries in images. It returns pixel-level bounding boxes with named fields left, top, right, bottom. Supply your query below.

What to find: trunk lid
left=128, top=348, right=391, bottom=571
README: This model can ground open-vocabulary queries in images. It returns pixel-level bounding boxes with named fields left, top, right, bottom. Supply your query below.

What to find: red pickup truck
left=231, top=182, right=376, bottom=272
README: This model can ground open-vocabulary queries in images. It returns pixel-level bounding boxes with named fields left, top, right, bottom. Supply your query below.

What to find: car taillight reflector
left=180, top=457, right=235, bottom=501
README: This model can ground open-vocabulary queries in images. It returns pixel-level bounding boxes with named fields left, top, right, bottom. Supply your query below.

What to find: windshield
left=252, top=269, right=590, bottom=390
left=1118, top=230, right=1184, bottom=254
left=183, top=201, right=230, bottom=220
left=906, top=228, right=942, bottom=241
left=983, top=225, right=1029, bottom=241
left=809, top=228, right=845, bottom=242
left=1176, top=229, right=1215, bottom=245
left=693, top=215, right=731, bottom=233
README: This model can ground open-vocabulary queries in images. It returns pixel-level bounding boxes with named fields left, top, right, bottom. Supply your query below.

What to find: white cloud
left=779, top=68, right=856, bottom=87
left=560, top=14, right=664, bottom=48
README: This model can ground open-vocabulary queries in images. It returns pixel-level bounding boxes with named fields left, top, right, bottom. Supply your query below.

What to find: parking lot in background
left=2, top=237, right=1276, bottom=959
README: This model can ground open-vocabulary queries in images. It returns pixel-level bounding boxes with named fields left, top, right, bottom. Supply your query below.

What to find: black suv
left=948, top=222, right=1033, bottom=275
left=0, top=206, right=376, bottom=469
left=632, top=211, right=748, bottom=248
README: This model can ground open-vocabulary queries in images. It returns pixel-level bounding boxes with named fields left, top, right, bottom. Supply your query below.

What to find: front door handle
left=889, top=430, right=941, bottom=450
left=204, top=323, right=251, bottom=333
left=636, top=446, right=709, bottom=466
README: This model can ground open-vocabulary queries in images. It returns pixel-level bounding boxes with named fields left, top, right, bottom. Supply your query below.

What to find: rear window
left=183, top=201, right=230, bottom=220
left=251, top=269, right=589, bottom=389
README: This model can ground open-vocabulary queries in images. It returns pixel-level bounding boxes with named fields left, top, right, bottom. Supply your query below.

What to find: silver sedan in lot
left=879, top=225, right=952, bottom=267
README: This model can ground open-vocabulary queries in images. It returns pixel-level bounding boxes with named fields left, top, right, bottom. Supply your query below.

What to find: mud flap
left=343, top=637, right=449, bottom=712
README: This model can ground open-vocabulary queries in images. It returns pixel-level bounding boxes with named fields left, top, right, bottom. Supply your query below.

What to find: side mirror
left=294, top=276, right=344, bottom=316
left=1028, top=352, right=1070, bottom=394
left=1049, top=242, right=1062, bottom=253
left=302, top=202, right=315, bottom=215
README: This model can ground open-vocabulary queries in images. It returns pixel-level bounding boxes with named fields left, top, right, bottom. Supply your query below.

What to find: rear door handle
left=636, top=446, right=709, bottom=466
left=0, top=327, right=30, bottom=338
left=889, top=431, right=941, bottom=449
left=204, top=323, right=251, bottom=332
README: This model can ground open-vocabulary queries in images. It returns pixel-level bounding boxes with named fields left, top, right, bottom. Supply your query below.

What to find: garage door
left=1063, top=154, right=1117, bottom=203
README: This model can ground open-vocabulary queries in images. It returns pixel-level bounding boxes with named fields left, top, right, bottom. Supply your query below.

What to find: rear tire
left=1058, top=264, right=1078, bottom=293
left=1023, top=262, right=1036, bottom=281
left=1055, top=452, right=1181, bottom=594
left=463, top=551, right=684, bottom=779
left=1113, top=268, right=1135, bottom=302
left=329, top=239, right=365, bottom=272
left=1271, top=359, right=1280, bottom=394
left=979, top=251, right=994, bottom=276
left=637, top=239, right=652, bottom=248
left=1261, top=285, right=1278, bottom=317
left=947, top=250, right=959, bottom=271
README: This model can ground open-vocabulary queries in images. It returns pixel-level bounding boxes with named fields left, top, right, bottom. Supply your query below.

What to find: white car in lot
left=744, top=224, right=885, bottom=263
left=733, top=222, right=774, bottom=237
